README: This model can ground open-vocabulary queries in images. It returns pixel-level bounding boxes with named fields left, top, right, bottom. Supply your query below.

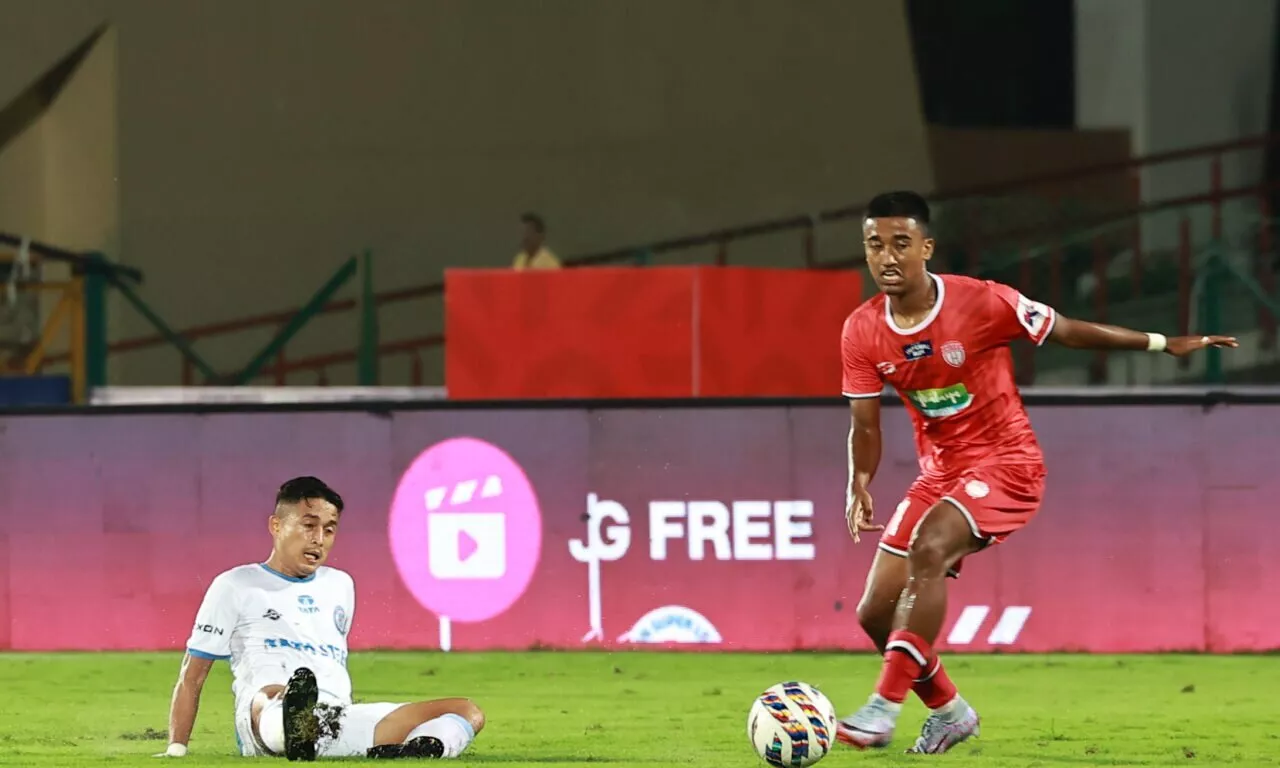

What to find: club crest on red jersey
left=941, top=341, right=966, bottom=368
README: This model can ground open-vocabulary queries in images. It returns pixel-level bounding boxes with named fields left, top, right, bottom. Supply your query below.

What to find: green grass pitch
left=0, top=651, right=1276, bottom=766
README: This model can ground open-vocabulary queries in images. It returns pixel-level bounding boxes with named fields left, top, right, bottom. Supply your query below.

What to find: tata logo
left=902, top=340, right=934, bottom=361
left=297, top=595, right=320, bottom=615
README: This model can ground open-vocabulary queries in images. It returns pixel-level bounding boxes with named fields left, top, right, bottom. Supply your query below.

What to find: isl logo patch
left=619, top=605, right=722, bottom=644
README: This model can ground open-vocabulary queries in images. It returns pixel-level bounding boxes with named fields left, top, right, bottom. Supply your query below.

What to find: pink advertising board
left=0, top=398, right=1275, bottom=653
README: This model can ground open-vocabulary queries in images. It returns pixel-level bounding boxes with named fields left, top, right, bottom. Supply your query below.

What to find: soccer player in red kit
left=835, top=191, right=1238, bottom=754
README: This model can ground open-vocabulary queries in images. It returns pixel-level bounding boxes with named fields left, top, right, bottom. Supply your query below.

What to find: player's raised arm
left=980, top=278, right=1238, bottom=355
left=841, top=314, right=886, bottom=543
left=1046, top=315, right=1239, bottom=356
left=160, top=573, right=238, bottom=757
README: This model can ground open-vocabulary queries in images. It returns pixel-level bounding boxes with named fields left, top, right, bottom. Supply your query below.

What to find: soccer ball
left=747, top=681, right=838, bottom=767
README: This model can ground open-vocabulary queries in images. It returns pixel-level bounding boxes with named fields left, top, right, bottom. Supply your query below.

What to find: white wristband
left=1146, top=333, right=1167, bottom=352
left=165, top=743, right=188, bottom=757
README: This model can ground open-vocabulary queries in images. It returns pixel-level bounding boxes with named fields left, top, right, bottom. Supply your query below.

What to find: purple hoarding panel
left=0, top=403, right=1275, bottom=652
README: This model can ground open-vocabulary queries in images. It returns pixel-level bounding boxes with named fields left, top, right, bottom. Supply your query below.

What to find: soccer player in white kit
left=159, top=477, right=485, bottom=761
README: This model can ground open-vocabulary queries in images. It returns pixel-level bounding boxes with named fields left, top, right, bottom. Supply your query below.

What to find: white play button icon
left=427, top=513, right=507, bottom=580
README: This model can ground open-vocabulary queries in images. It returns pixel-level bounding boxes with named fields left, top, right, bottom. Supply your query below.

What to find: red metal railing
left=75, top=133, right=1280, bottom=386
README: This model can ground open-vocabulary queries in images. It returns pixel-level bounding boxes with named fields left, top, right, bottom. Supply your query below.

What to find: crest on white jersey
left=941, top=341, right=966, bottom=368
left=333, top=605, right=349, bottom=636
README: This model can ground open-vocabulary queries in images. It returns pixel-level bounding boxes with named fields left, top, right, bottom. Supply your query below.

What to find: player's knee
left=855, top=593, right=893, bottom=640
left=455, top=698, right=485, bottom=734
left=906, top=532, right=950, bottom=576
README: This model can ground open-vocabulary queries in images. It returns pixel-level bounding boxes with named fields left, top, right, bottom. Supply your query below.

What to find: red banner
left=0, top=401, right=1277, bottom=653
left=444, top=267, right=863, bottom=399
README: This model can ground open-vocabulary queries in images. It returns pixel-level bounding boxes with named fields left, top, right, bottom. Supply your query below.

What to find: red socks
left=875, top=629, right=960, bottom=708
left=875, top=630, right=929, bottom=704
left=913, top=656, right=958, bottom=709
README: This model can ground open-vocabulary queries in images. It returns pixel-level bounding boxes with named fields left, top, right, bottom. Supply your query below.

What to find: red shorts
left=878, top=462, right=1046, bottom=577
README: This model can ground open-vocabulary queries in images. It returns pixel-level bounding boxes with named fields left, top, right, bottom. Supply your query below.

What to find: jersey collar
left=259, top=562, right=317, bottom=583
left=884, top=272, right=945, bottom=336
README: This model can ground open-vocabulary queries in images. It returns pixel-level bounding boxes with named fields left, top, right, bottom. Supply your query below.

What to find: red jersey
left=840, top=273, right=1055, bottom=474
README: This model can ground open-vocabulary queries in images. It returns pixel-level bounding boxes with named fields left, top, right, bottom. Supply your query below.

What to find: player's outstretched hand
left=1165, top=335, right=1239, bottom=356
left=153, top=744, right=187, bottom=758
left=846, top=486, right=882, bottom=544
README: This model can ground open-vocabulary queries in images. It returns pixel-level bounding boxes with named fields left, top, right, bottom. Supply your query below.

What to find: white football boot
left=907, top=697, right=981, bottom=754
left=835, top=694, right=900, bottom=749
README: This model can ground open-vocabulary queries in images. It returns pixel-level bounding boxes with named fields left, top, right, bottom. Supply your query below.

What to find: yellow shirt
left=512, top=247, right=562, bottom=270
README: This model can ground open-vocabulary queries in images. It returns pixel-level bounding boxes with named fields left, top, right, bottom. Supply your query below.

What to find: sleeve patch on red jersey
left=1015, top=294, right=1053, bottom=340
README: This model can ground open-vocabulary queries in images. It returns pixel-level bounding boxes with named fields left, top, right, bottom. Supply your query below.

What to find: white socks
left=870, top=693, right=904, bottom=715
left=257, top=698, right=286, bottom=754
left=406, top=713, right=475, bottom=759
left=934, top=695, right=967, bottom=721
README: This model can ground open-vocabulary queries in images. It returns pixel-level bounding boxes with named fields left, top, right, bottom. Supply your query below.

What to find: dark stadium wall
left=0, top=27, right=118, bottom=254
left=0, top=24, right=124, bottom=353
left=902, top=1, right=1138, bottom=247
left=925, top=126, right=1132, bottom=197
left=1075, top=0, right=1277, bottom=252
left=914, top=0, right=1277, bottom=235
left=1075, top=0, right=1277, bottom=158
left=906, top=0, right=1077, bottom=130
left=0, top=0, right=933, bottom=386
left=1271, top=7, right=1280, bottom=219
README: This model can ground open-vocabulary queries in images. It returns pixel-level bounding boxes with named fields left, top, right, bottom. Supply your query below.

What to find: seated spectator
left=512, top=213, right=562, bottom=270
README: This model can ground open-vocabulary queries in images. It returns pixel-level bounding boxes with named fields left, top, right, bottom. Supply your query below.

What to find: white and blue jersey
left=185, top=563, right=356, bottom=713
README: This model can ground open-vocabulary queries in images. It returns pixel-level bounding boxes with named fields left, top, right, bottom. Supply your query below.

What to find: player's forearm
left=167, top=681, right=201, bottom=747
left=1048, top=316, right=1155, bottom=351
left=848, top=423, right=881, bottom=490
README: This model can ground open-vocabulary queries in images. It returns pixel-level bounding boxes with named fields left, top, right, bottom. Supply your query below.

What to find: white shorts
left=234, top=695, right=405, bottom=758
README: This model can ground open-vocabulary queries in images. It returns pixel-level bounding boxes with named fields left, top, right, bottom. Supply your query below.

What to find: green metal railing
left=69, top=249, right=381, bottom=389
left=1193, top=241, right=1280, bottom=383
